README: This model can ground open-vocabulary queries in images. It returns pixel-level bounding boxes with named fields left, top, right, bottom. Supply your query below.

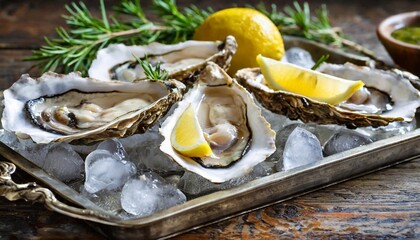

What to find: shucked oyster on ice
left=235, top=63, right=420, bottom=128
left=88, top=36, right=237, bottom=85
left=1, top=72, right=185, bottom=144
left=160, top=63, right=276, bottom=183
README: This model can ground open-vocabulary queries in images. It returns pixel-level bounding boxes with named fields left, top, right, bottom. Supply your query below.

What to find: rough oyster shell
left=235, top=63, right=420, bottom=128
left=88, top=36, right=237, bottom=86
left=2, top=72, right=185, bottom=144
left=159, top=63, right=276, bottom=183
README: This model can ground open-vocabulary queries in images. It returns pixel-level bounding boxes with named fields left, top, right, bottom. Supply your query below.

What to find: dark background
left=1, top=0, right=420, bottom=89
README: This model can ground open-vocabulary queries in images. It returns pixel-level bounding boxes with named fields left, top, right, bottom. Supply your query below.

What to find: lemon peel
left=193, top=8, right=284, bottom=75
left=257, top=55, right=364, bottom=105
left=170, top=104, right=213, bottom=158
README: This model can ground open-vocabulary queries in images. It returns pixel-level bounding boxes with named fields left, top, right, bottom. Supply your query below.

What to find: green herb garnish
left=255, top=2, right=378, bottom=60
left=391, top=26, right=420, bottom=45
left=25, top=0, right=211, bottom=75
left=133, top=54, right=169, bottom=81
left=26, top=0, right=378, bottom=75
left=311, top=54, right=329, bottom=70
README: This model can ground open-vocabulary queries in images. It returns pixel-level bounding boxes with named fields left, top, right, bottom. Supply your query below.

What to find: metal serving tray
left=0, top=36, right=419, bottom=239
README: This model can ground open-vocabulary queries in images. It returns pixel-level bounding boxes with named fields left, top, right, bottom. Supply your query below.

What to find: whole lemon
left=193, top=8, right=285, bottom=75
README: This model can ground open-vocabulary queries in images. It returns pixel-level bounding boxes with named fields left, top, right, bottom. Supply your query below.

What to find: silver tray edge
left=1, top=128, right=419, bottom=239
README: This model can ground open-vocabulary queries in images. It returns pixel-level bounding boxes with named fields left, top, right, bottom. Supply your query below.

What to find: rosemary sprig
left=153, top=0, right=213, bottom=43
left=25, top=0, right=209, bottom=75
left=255, top=2, right=378, bottom=60
left=26, top=0, right=151, bottom=74
left=27, top=0, right=379, bottom=75
left=133, top=54, right=169, bottom=81
left=255, top=2, right=339, bottom=45
left=311, top=54, right=329, bottom=70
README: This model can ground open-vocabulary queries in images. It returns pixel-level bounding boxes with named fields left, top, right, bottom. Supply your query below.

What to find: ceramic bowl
left=377, top=11, right=420, bottom=76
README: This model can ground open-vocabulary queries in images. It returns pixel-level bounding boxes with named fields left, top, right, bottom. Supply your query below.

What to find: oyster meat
left=235, top=63, right=420, bottom=128
left=2, top=72, right=185, bottom=144
left=88, top=36, right=237, bottom=86
left=160, top=63, right=276, bottom=183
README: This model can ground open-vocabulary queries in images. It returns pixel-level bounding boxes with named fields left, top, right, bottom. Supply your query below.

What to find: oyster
left=2, top=72, right=185, bottom=144
left=88, top=36, right=237, bottom=86
left=159, top=63, right=276, bottom=183
left=235, top=63, right=420, bottom=128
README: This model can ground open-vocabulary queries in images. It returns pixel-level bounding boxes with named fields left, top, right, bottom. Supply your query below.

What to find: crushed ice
left=84, top=148, right=136, bottom=193
left=0, top=47, right=417, bottom=219
left=0, top=97, right=416, bottom=218
left=121, top=172, right=186, bottom=216
left=284, top=47, right=315, bottom=69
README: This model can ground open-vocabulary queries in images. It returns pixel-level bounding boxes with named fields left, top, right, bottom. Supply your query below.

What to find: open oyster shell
left=1, top=72, right=185, bottom=144
left=88, top=36, right=237, bottom=86
left=159, top=63, right=276, bottom=183
left=235, top=63, right=420, bottom=128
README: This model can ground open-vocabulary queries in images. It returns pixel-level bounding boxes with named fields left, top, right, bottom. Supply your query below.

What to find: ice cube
left=284, top=47, right=315, bottom=69
left=270, top=123, right=339, bottom=166
left=121, top=172, right=186, bottom=216
left=0, top=131, right=87, bottom=175
left=82, top=189, right=123, bottom=215
left=121, top=132, right=183, bottom=173
left=97, top=138, right=128, bottom=160
left=253, top=161, right=276, bottom=177
left=43, top=143, right=84, bottom=182
left=84, top=149, right=136, bottom=193
left=17, top=142, right=52, bottom=167
left=164, top=174, right=182, bottom=187
left=0, top=129, right=19, bottom=148
left=230, top=163, right=272, bottom=184
left=302, top=123, right=343, bottom=145
left=257, top=101, right=296, bottom=133
left=179, top=163, right=271, bottom=196
left=356, top=120, right=416, bottom=141
left=67, top=178, right=85, bottom=193
left=0, top=130, right=52, bottom=167
left=323, top=129, right=373, bottom=156
left=268, top=123, right=302, bottom=164
left=276, top=124, right=303, bottom=148
left=178, top=171, right=224, bottom=196
left=280, top=127, right=323, bottom=171
left=70, top=142, right=100, bottom=156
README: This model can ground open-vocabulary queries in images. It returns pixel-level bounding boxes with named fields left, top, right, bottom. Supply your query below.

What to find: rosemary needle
left=311, top=54, right=329, bottom=70
left=26, top=0, right=378, bottom=75
left=255, top=2, right=378, bottom=60
left=132, top=54, right=169, bottom=81
left=25, top=0, right=211, bottom=75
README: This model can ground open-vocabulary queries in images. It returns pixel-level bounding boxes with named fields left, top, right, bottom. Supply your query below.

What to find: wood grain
left=0, top=49, right=38, bottom=89
left=0, top=0, right=420, bottom=239
left=175, top=159, right=420, bottom=239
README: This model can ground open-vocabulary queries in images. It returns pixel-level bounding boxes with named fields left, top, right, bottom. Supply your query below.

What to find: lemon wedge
left=256, top=55, right=365, bottom=105
left=193, top=8, right=284, bottom=75
left=171, top=105, right=213, bottom=158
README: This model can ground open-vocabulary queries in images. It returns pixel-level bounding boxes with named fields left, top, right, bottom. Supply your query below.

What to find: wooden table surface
left=1, top=0, right=420, bottom=239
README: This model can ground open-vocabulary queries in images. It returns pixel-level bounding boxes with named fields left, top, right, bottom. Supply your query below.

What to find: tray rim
left=1, top=127, right=419, bottom=230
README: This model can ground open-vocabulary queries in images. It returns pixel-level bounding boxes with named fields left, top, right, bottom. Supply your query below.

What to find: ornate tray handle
left=0, top=161, right=119, bottom=225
